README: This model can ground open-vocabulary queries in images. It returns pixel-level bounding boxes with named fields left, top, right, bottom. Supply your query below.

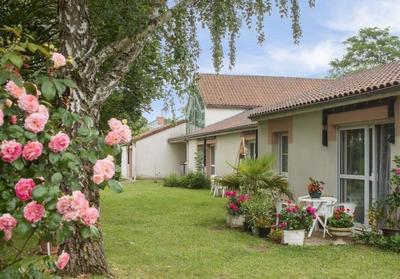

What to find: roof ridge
left=197, top=72, right=331, bottom=81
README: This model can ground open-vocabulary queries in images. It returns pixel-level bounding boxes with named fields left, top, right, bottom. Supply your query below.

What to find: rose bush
left=0, top=29, right=131, bottom=277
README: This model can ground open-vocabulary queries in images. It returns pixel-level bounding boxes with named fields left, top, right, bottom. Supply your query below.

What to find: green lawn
left=97, top=180, right=400, bottom=279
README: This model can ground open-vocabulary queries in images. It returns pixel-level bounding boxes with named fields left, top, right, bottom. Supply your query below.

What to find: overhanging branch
left=90, top=0, right=198, bottom=106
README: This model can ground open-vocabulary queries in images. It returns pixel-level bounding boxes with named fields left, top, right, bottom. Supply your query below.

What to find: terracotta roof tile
left=250, top=61, right=400, bottom=118
left=197, top=74, right=331, bottom=108
left=134, top=120, right=186, bottom=142
left=185, top=110, right=256, bottom=139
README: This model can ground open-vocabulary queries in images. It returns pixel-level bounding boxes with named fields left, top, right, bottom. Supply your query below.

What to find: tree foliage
left=329, top=27, right=400, bottom=78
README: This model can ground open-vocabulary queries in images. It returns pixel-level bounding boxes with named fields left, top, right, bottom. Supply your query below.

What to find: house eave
left=250, top=86, right=400, bottom=121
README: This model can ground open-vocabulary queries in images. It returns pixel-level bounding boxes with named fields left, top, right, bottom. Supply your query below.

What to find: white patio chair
left=334, top=202, right=357, bottom=236
left=275, top=201, right=288, bottom=226
left=210, top=175, right=218, bottom=195
left=319, top=197, right=337, bottom=238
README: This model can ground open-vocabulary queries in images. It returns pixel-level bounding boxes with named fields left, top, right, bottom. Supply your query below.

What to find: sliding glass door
left=339, top=127, right=375, bottom=224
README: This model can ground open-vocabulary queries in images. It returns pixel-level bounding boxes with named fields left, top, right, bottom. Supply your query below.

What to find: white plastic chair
left=210, top=175, right=218, bottom=194
left=319, top=197, right=337, bottom=238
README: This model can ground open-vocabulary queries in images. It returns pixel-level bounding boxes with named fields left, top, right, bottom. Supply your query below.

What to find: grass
left=96, top=180, right=400, bottom=279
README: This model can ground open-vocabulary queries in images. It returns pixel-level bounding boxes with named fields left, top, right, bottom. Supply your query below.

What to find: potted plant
left=368, top=155, right=400, bottom=236
left=245, top=193, right=275, bottom=238
left=328, top=207, right=354, bottom=237
left=240, top=200, right=252, bottom=233
left=269, top=226, right=283, bottom=244
left=307, top=177, right=324, bottom=198
left=225, top=191, right=249, bottom=228
left=279, top=202, right=315, bottom=245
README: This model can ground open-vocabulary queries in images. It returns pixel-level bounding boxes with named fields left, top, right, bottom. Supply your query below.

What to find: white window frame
left=245, top=140, right=256, bottom=159
left=337, top=125, right=377, bottom=225
left=278, top=133, right=289, bottom=177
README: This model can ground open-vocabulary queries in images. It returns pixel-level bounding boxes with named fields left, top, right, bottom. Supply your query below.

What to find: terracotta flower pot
left=40, top=241, right=59, bottom=255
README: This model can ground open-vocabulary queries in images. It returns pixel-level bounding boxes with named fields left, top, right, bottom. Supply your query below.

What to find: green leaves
left=51, top=172, right=63, bottom=185
left=32, top=185, right=47, bottom=200
left=49, top=153, right=60, bottom=165
left=13, top=159, right=24, bottom=171
left=41, top=79, right=56, bottom=100
left=108, top=179, right=123, bottom=193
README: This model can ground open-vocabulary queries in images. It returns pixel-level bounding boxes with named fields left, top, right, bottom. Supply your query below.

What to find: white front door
left=338, top=126, right=376, bottom=224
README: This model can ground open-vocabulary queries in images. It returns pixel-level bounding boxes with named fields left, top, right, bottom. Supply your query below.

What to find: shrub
left=163, top=174, right=181, bottom=188
left=245, top=193, right=275, bottom=228
left=163, top=172, right=211, bottom=189
left=186, top=172, right=210, bottom=189
left=356, top=231, right=400, bottom=253
left=219, top=155, right=292, bottom=198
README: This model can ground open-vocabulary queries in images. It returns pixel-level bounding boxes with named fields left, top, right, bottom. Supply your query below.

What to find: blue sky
left=143, top=0, right=400, bottom=121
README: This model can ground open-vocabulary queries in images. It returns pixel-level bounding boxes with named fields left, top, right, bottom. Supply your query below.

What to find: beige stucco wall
left=258, top=111, right=336, bottom=198
left=129, top=123, right=187, bottom=179
left=257, top=93, right=400, bottom=199
left=215, top=133, right=242, bottom=176
left=205, top=107, right=245, bottom=126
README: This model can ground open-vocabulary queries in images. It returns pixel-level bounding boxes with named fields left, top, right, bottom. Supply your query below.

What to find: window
left=186, top=93, right=205, bottom=133
left=245, top=140, right=256, bottom=159
left=278, top=134, right=288, bottom=176
left=209, top=145, right=216, bottom=175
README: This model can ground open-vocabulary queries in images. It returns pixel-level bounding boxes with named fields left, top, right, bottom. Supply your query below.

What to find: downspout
left=203, top=138, right=207, bottom=174
left=255, top=130, right=258, bottom=159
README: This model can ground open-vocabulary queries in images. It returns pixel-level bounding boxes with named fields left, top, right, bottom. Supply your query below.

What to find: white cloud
left=199, top=40, right=344, bottom=77
left=324, top=0, right=400, bottom=33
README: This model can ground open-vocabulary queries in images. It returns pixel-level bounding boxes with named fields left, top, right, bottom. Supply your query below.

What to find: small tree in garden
left=0, top=30, right=131, bottom=277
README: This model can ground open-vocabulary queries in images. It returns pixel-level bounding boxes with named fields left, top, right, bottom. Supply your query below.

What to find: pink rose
left=23, top=201, right=45, bottom=223
left=57, top=191, right=89, bottom=222
left=38, top=105, right=49, bottom=121
left=81, top=207, right=99, bottom=226
left=49, top=132, right=70, bottom=153
left=18, top=94, right=39, bottom=113
left=71, top=191, right=89, bottom=214
left=56, top=251, right=70, bottom=270
left=395, top=168, right=400, bottom=176
left=0, top=140, right=22, bottom=163
left=51, top=53, right=66, bottom=69
left=91, top=174, right=104, bottom=185
left=93, top=157, right=115, bottom=180
left=56, top=196, right=72, bottom=215
left=105, top=130, right=122, bottom=146
left=0, top=110, right=3, bottom=126
left=24, top=112, right=47, bottom=133
left=0, top=213, right=17, bottom=241
left=15, top=178, right=36, bottom=201
left=22, top=141, right=43, bottom=161
left=5, top=80, right=26, bottom=99
left=10, top=115, right=17, bottom=125
left=119, top=124, right=132, bottom=143
left=107, top=118, right=123, bottom=130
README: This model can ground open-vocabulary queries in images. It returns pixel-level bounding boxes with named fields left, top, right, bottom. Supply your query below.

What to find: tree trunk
left=58, top=1, right=111, bottom=276
left=59, top=174, right=110, bottom=277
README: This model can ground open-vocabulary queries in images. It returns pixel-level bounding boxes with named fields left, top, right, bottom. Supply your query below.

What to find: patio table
left=298, top=196, right=337, bottom=238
